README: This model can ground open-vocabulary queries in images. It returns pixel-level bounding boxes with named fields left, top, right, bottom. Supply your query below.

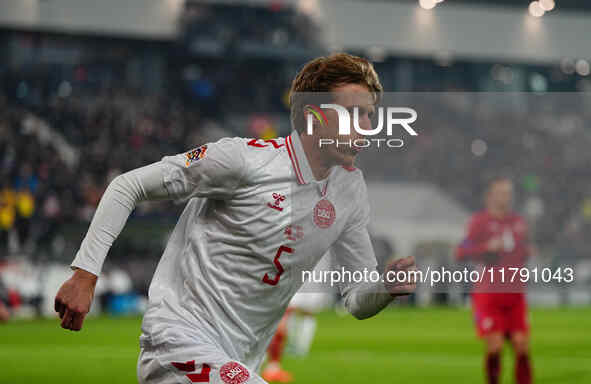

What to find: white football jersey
left=132, top=131, right=376, bottom=370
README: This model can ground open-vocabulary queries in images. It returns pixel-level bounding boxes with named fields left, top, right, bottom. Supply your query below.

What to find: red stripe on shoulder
left=288, top=136, right=305, bottom=183
left=286, top=136, right=304, bottom=184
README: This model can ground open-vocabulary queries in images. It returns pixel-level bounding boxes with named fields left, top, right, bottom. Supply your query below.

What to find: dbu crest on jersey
left=314, top=199, right=336, bottom=228
left=219, top=361, right=250, bottom=384
left=185, top=145, right=208, bottom=167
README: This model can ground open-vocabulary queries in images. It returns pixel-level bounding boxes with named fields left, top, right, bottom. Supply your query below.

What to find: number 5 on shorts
left=172, top=360, right=211, bottom=383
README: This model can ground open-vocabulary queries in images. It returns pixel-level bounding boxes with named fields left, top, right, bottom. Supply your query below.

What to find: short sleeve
left=161, top=137, right=247, bottom=200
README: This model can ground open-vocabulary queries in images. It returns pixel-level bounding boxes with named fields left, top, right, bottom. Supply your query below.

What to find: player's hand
left=54, top=268, right=98, bottom=331
left=486, top=236, right=502, bottom=253
left=383, top=256, right=417, bottom=297
left=483, top=237, right=502, bottom=265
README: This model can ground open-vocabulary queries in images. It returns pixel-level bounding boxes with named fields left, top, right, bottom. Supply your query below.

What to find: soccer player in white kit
left=54, top=53, right=417, bottom=384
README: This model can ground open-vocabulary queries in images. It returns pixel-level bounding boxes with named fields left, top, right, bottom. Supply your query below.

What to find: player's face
left=487, top=180, right=513, bottom=212
left=311, top=83, right=375, bottom=167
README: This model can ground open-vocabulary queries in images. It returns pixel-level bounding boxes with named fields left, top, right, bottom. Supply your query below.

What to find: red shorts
left=471, top=292, right=529, bottom=338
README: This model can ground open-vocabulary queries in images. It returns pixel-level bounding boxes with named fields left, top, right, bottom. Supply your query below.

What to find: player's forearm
left=71, top=162, right=169, bottom=276
left=343, top=281, right=394, bottom=320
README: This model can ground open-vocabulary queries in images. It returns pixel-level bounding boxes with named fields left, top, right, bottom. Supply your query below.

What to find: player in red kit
left=456, top=177, right=533, bottom=384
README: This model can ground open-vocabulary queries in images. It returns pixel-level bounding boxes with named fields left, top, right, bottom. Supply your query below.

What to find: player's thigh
left=507, top=296, right=530, bottom=355
left=138, top=346, right=180, bottom=384
left=507, top=295, right=530, bottom=335
left=138, top=346, right=268, bottom=384
left=472, top=294, right=505, bottom=339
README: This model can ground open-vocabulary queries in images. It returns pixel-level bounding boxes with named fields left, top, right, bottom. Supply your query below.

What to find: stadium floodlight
left=539, top=0, right=555, bottom=11
left=529, top=1, right=545, bottom=17
left=575, top=59, right=590, bottom=77
left=471, top=139, right=488, bottom=157
left=418, top=0, right=437, bottom=10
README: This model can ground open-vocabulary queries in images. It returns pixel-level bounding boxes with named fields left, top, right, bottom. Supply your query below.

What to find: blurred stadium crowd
left=1, top=1, right=591, bottom=294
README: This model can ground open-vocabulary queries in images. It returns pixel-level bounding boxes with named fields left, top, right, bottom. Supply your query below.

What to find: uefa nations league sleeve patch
left=185, top=145, right=208, bottom=167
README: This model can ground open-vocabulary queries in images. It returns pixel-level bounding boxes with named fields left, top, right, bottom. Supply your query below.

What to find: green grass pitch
left=1, top=307, right=590, bottom=383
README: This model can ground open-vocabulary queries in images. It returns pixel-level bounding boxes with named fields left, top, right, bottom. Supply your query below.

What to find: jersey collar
left=286, top=130, right=315, bottom=185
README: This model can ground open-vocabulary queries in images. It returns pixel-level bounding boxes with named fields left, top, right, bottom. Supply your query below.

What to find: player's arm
left=55, top=137, right=246, bottom=331
left=455, top=215, right=500, bottom=262
left=332, top=182, right=416, bottom=320
left=332, top=229, right=416, bottom=320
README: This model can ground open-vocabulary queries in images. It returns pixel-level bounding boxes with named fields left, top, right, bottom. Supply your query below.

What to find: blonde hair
left=289, top=53, right=383, bottom=132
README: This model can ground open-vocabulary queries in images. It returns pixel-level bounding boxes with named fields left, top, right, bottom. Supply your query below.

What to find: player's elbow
left=108, top=174, right=125, bottom=190
left=349, top=303, right=382, bottom=320
left=344, top=297, right=379, bottom=320
left=109, top=172, right=145, bottom=204
left=350, top=309, right=375, bottom=320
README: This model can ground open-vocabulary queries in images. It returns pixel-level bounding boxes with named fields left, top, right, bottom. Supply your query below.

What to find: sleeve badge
left=185, top=145, right=208, bottom=167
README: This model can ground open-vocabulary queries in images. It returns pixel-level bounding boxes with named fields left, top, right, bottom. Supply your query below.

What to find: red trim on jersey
left=342, top=165, right=356, bottom=172
left=321, top=181, right=328, bottom=197
left=286, top=136, right=304, bottom=184
left=289, top=136, right=305, bottom=183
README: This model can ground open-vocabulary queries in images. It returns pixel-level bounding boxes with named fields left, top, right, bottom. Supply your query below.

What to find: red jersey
left=456, top=211, right=530, bottom=293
